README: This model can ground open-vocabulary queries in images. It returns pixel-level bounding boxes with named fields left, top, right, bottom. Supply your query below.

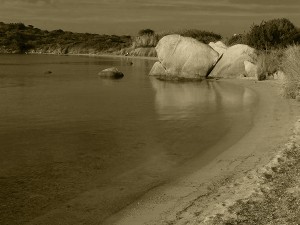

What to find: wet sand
left=103, top=79, right=300, bottom=225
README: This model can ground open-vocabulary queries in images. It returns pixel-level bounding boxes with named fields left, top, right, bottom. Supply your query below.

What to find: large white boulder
left=149, top=34, right=219, bottom=79
left=209, top=44, right=257, bottom=78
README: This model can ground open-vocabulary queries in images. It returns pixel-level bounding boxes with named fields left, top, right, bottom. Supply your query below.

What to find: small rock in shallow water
left=98, top=67, right=124, bottom=79
left=44, top=70, right=52, bottom=74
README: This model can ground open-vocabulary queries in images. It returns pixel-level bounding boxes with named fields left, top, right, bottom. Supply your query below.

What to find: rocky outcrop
left=98, top=67, right=124, bottom=79
left=208, top=41, right=227, bottom=55
left=209, top=44, right=257, bottom=78
left=149, top=34, right=219, bottom=80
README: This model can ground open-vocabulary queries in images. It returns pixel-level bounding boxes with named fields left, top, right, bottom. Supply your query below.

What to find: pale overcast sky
left=0, top=0, right=299, bottom=37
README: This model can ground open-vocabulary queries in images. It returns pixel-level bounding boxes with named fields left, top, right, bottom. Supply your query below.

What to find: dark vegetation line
left=1, top=18, right=300, bottom=55
left=0, top=22, right=132, bottom=54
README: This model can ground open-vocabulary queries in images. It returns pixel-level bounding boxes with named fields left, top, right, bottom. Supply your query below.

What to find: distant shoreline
left=9, top=52, right=159, bottom=61
left=69, top=53, right=158, bottom=61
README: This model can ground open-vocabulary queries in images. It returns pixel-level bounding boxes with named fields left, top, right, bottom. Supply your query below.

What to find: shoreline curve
left=103, top=79, right=300, bottom=225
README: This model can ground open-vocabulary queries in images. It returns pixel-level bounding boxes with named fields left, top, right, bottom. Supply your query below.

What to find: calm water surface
left=0, top=54, right=257, bottom=225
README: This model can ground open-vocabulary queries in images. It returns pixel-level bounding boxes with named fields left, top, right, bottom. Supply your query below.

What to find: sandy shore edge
left=201, top=117, right=300, bottom=224
left=103, top=79, right=300, bottom=225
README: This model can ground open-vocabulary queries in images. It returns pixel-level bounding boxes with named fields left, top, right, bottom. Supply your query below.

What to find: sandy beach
left=103, top=79, right=300, bottom=225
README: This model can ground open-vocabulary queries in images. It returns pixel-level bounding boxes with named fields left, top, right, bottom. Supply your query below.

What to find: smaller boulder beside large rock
left=209, top=44, right=257, bottom=78
left=244, top=60, right=258, bottom=78
left=98, top=67, right=124, bottom=79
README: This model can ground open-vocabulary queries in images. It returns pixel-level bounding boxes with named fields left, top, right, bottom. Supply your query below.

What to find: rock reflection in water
left=150, top=77, right=256, bottom=120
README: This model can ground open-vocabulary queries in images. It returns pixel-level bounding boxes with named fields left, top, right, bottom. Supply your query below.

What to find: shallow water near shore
left=0, top=54, right=257, bottom=225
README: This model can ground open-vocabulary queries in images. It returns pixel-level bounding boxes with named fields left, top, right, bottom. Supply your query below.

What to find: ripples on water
left=0, top=54, right=257, bottom=225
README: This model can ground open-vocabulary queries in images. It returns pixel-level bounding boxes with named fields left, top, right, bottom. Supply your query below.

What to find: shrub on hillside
left=138, top=29, right=155, bottom=36
left=246, top=18, right=299, bottom=50
left=281, top=45, right=300, bottom=98
left=132, top=34, right=158, bottom=48
left=132, top=29, right=159, bottom=49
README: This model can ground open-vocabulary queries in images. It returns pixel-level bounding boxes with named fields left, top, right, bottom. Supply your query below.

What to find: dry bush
left=256, top=49, right=283, bottom=80
left=281, top=45, right=300, bottom=98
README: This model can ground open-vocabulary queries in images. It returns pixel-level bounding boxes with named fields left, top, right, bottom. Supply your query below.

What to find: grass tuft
left=256, top=49, right=283, bottom=80
left=281, top=45, right=300, bottom=98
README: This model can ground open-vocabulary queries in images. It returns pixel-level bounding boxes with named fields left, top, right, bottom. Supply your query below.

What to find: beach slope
left=104, top=79, right=300, bottom=225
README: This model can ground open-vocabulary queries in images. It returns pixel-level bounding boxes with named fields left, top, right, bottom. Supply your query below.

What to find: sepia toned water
left=0, top=54, right=257, bottom=225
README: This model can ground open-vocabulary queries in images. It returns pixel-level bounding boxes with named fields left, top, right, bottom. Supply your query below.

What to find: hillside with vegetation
left=0, top=22, right=132, bottom=54
left=0, top=22, right=222, bottom=57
